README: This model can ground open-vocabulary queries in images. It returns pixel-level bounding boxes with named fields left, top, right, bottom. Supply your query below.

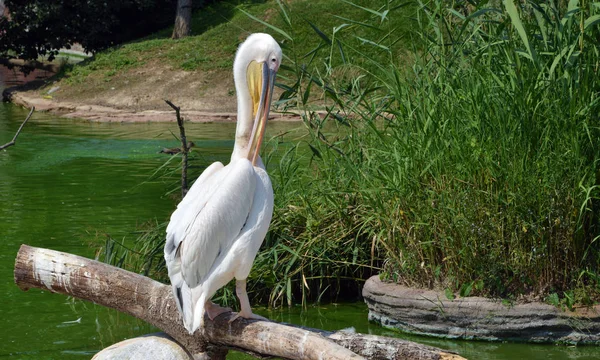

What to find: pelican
left=164, top=33, right=281, bottom=334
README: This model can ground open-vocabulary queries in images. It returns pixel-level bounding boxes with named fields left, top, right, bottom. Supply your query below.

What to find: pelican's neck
left=231, top=56, right=254, bottom=162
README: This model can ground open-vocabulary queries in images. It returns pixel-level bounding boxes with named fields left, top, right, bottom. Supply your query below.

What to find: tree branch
left=0, top=107, right=34, bottom=150
left=165, top=100, right=190, bottom=197
left=14, top=245, right=464, bottom=360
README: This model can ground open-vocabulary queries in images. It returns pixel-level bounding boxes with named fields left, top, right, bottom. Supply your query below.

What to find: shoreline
left=3, top=87, right=303, bottom=123
left=363, top=275, right=600, bottom=345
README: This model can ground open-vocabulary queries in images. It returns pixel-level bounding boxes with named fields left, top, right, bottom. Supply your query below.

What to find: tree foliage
left=0, top=0, right=177, bottom=61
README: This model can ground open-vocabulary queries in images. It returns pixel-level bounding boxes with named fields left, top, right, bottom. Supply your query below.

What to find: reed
left=253, top=0, right=600, bottom=305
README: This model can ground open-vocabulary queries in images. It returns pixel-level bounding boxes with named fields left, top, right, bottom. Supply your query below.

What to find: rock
left=363, top=275, right=600, bottom=344
left=47, top=86, right=60, bottom=94
left=92, top=333, right=192, bottom=360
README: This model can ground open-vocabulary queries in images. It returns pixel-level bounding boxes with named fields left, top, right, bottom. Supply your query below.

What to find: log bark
left=14, top=245, right=465, bottom=360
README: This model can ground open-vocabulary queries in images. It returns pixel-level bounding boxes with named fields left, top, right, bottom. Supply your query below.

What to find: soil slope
left=3, top=59, right=297, bottom=122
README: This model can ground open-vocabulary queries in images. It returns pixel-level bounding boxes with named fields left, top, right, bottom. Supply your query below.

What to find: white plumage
left=164, top=33, right=282, bottom=334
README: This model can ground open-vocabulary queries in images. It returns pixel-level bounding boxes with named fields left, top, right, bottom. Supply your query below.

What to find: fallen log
left=14, top=244, right=465, bottom=360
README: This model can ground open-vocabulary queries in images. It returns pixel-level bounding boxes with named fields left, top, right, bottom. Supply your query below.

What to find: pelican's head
left=232, top=33, right=282, bottom=165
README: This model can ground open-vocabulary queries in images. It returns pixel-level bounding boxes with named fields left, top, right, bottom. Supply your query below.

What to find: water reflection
left=0, top=64, right=54, bottom=89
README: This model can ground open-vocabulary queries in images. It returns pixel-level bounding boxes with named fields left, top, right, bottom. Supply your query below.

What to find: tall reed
left=255, top=0, right=600, bottom=304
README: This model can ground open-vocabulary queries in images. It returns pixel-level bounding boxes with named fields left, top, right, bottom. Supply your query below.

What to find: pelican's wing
left=170, top=159, right=257, bottom=287
left=165, top=161, right=225, bottom=261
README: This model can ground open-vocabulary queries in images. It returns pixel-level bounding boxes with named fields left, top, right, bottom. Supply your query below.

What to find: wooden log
left=14, top=245, right=465, bottom=360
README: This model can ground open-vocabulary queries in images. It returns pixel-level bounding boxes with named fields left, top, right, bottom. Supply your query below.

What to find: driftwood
left=0, top=107, right=34, bottom=150
left=14, top=245, right=465, bottom=360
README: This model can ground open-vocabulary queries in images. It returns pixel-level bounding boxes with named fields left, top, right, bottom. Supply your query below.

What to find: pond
left=1, top=99, right=598, bottom=358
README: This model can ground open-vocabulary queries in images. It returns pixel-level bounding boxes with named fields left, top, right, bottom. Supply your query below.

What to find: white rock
left=47, top=86, right=60, bottom=94
left=92, top=333, right=192, bottom=360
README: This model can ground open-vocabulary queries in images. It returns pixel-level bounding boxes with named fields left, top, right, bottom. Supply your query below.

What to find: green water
left=1, top=103, right=598, bottom=359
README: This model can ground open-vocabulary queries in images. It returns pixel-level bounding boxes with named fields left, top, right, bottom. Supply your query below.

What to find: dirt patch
left=3, top=60, right=298, bottom=122
left=5, top=89, right=301, bottom=122
left=53, top=61, right=238, bottom=112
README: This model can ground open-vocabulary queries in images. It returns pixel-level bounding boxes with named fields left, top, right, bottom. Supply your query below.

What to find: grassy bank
left=50, top=0, right=415, bottom=109
left=97, top=0, right=600, bottom=308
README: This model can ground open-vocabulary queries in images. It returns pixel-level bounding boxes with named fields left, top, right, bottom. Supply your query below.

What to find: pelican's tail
left=175, top=282, right=195, bottom=334
left=192, top=292, right=208, bottom=333
left=164, top=246, right=194, bottom=334
left=168, top=268, right=196, bottom=334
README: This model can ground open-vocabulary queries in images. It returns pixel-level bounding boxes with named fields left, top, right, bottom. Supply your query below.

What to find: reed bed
left=252, top=0, right=600, bottom=306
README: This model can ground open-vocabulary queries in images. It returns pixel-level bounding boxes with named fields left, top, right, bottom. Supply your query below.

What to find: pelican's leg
left=229, top=279, right=268, bottom=323
left=205, top=301, right=231, bottom=320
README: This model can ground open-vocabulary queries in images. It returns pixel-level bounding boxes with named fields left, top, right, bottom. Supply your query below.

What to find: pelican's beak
left=246, top=60, right=277, bottom=165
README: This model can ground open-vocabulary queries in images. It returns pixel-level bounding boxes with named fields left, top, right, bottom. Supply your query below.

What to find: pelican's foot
left=228, top=310, right=268, bottom=323
left=205, top=301, right=232, bottom=321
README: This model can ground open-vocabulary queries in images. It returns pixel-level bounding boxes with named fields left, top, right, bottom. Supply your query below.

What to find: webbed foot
left=205, top=301, right=232, bottom=320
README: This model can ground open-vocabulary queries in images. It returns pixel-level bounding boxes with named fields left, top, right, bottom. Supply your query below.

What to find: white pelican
left=164, top=33, right=282, bottom=334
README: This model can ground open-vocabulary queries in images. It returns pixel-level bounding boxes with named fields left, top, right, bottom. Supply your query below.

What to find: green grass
left=59, top=0, right=416, bottom=86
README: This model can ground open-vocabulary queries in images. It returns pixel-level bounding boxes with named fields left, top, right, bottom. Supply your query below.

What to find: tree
left=0, top=0, right=176, bottom=62
left=172, top=0, right=192, bottom=39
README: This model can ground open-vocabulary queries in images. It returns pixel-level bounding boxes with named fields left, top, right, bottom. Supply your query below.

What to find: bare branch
left=0, top=107, right=34, bottom=151
left=165, top=100, right=190, bottom=197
